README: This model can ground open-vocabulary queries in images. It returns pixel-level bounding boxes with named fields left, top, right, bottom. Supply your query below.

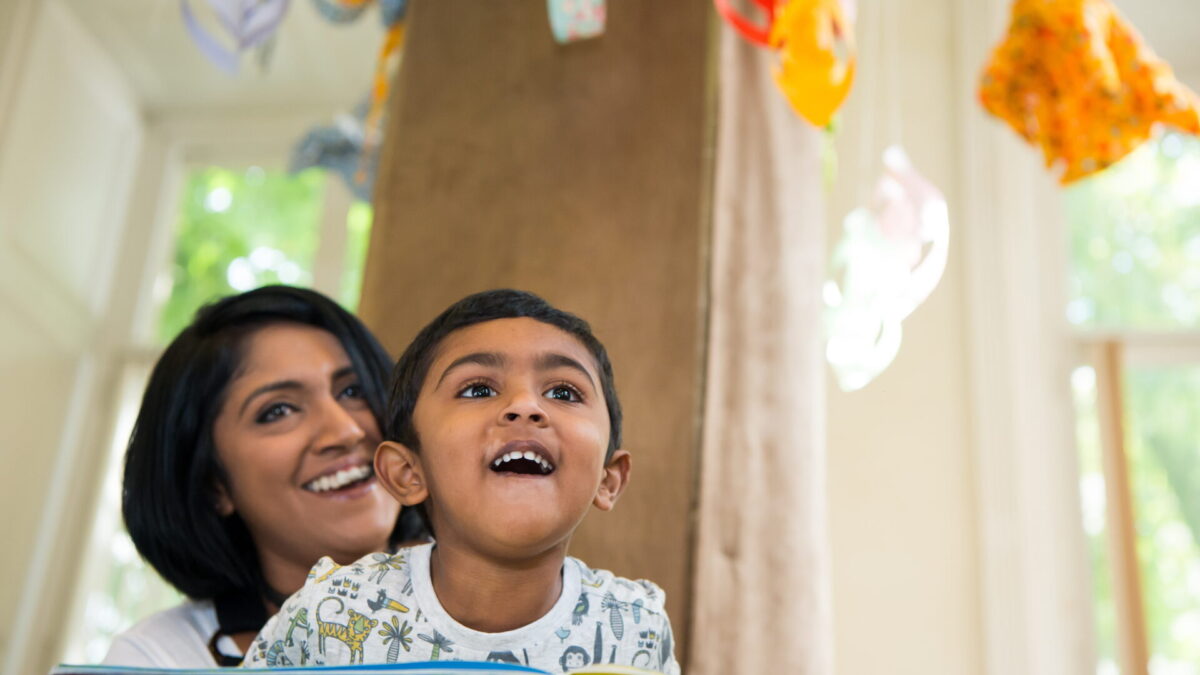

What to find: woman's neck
left=429, top=542, right=566, bottom=633
left=257, top=549, right=313, bottom=601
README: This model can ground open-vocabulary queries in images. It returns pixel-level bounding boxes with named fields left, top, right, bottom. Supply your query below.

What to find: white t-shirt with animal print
left=242, top=543, right=680, bottom=674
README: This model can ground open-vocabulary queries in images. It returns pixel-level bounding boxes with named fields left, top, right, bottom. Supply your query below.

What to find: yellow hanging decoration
left=979, top=0, right=1200, bottom=184
left=769, top=0, right=856, bottom=129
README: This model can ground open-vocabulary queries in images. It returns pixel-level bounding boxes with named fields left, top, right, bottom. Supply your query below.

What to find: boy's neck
left=428, top=541, right=567, bottom=633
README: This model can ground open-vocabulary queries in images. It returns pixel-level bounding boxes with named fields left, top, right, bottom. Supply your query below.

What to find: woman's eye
left=458, top=383, right=495, bottom=398
left=545, top=385, right=581, bottom=403
left=339, top=383, right=364, bottom=400
left=256, top=403, right=296, bottom=424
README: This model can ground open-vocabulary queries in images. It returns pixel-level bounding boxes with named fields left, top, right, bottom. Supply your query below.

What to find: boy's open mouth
left=303, top=464, right=374, bottom=493
left=490, top=441, right=555, bottom=476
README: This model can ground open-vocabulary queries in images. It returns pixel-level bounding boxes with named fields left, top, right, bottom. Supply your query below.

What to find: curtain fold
left=688, top=24, right=832, bottom=675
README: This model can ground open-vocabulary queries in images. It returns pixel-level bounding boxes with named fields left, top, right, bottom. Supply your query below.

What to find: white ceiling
left=1113, top=0, right=1200, bottom=86
left=63, top=0, right=1200, bottom=118
left=63, top=0, right=384, bottom=116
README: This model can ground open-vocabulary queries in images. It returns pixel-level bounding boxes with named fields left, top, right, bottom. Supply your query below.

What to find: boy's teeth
left=490, top=450, right=554, bottom=474
left=305, top=465, right=372, bottom=493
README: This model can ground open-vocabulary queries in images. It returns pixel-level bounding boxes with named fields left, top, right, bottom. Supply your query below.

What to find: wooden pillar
left=359, top=0, right=712, bottom=662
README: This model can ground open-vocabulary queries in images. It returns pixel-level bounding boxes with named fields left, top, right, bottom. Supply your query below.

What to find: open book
left=52, top=662, right=663, bottom=675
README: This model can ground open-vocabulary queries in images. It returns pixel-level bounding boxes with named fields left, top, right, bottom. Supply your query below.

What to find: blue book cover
left=51, top=662, right=662, bottom=675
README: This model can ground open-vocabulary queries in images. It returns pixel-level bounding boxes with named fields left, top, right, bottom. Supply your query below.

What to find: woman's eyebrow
left=238, top=380, right=303, bottom=417
left=535, top=352, right=596, bottom=390
left=435, top=352, right=505, bottom=389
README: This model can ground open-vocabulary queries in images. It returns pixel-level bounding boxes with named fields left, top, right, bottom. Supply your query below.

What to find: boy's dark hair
left=386, top=289, right=623, bottom=457
left=122, top=285, right=426, bottom=602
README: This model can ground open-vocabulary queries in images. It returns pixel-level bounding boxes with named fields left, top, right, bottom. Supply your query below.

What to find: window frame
left=56, top=109, right=369, bottom=664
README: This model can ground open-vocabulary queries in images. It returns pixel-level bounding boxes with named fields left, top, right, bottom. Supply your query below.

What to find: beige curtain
left=688, top=24, right=832, bottom=675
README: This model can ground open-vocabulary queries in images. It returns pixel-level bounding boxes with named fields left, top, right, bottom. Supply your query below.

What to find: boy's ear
left=375, top=441, right=428, bottom=506
left=592, top=449, right=632, bottom=512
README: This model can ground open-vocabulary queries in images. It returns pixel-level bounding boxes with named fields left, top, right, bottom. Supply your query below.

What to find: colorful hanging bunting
left=181, top=0, right=290, bottom=74
left=979, top=0, right=1200, bottom=184
left=295, top=0, right=407, bottom=198
left=770, top=0, right=855, bottom=128
left=547, top=0, right=606, bottom=44
left=825, top=147, right=949, bottom=391
left=713, top=0, right=856, bottom=128
left=292, top=101, right=378, bottom=201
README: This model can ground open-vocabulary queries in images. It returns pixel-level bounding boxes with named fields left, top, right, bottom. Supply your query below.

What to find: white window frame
left=57, top=108, right=368, bottom=664
left=960, top=4, right=1200, bottom=673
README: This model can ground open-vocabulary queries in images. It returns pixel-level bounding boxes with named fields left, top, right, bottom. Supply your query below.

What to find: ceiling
left=63, top=0, right=384, bottom=116
left=62, top=0, right=1200, bottom=118
left=1113, top=0, right=1200, bottom=85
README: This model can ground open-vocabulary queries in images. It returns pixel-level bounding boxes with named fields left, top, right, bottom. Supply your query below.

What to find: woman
left=103, top=286, right=425, bottom=667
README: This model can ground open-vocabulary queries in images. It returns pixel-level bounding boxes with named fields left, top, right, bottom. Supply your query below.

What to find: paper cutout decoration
left=979, top=0, right=1200, bottom=184
left=181, top=0, right=291, bottom=74
left=824, top=147, right=949, bottom=391
left=713, top=0, right=856, bottom=128
left=309, top=0, right=407, bottom=150
left=548, top=0, right=606, bottom=43
left=298, top=0, right=407, bottom=198
left=291, top=100, right=378, bottom=201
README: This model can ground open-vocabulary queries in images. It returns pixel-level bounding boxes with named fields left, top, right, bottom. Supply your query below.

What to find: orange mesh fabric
left=979, top=0, right=1200, bottom=184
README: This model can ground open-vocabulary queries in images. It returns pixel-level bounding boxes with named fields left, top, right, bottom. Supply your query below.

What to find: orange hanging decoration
left=979, top=0, right=1200, bottom=184
left=713, top=0, right=856, bottom=128
left=770, top=0, right=856, bottom=128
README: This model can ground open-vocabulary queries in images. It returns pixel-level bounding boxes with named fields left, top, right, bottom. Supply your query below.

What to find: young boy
left=243, top=289, right=679, bottom=673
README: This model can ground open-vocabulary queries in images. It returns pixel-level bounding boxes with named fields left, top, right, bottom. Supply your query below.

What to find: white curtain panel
left=688, top=22, right=833, bottom=675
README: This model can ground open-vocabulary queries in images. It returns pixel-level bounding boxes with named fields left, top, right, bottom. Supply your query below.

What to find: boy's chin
left=470, top=519, right=579, bottom=561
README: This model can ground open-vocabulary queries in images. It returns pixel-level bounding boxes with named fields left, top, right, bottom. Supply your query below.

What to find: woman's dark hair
left=122, top=285, right=424, bottom=601
left=387, top=289, right=623, bottom=458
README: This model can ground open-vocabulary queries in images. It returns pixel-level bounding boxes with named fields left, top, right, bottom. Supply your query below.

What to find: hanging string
left=856, top=0, right=882, bottom=204
left=883, top=0, right=903, bottom=147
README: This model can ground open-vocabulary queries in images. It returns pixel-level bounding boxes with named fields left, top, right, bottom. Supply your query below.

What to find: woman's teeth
left=305, top=465, right=372, bottom=493
left=490, top=450, right=554, bottom=475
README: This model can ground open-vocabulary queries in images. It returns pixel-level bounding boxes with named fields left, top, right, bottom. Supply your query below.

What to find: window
left=1068, top=130, right=1200, bottom=675
left=59, top=163, right=374, bottom=663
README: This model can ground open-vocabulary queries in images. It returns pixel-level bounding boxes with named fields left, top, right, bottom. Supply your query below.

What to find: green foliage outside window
left=1067, top=129, right=1200, bottom=674
left=341, top=201, right=374, bottom=313
left=1126, top=368, right=1200, bottom=669
left=156, top=166, right=326, bottom=344
left=1066, top=131, right=1200, bottom=331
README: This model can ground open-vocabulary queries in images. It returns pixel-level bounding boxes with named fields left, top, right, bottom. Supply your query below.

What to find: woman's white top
left=101, top=599, right=243, bottom=668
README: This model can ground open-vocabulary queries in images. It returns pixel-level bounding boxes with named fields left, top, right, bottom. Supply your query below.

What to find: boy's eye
left=458, top=383, right=496, bottom=398
left=256, top=402, right=297, bottom=424
left=544, top=385, right=581, bottom=403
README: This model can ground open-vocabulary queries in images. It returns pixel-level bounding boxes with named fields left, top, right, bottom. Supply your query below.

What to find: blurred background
left=1, top=1, right=1199, bottom=674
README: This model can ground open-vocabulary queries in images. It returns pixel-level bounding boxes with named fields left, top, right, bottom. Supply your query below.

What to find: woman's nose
left=315, top=399, right=368, bottom=452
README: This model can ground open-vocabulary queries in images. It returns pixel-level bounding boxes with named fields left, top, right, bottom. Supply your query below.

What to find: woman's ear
left=592, top=449, right=632, bottom=512
left=376, top=441, right=428, bottom=506
left=212, top=482, right=235, bottom=517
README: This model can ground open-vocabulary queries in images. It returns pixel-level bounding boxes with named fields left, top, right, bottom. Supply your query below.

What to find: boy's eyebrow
left=535, top=352, right=597, bottom=390
left=435, top=352, right=506, bottom=389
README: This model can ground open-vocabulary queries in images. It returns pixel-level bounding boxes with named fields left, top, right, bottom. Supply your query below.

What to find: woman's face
left=211, top=322, right=399, bottom=586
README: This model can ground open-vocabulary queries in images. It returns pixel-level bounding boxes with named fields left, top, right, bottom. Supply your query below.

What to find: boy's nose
left=504, top=410, right=544, bottom=423
left=499, top=392, right=548, bottom=425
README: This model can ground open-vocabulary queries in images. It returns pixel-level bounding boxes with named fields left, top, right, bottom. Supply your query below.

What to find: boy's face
left=378, top=317, right=629, bottom=560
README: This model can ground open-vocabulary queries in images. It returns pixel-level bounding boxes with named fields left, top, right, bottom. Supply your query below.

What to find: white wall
left=0, top=2, right=147, bottom=672
left=826, top=1, right=1104, bottom=673
left=826, top=0, right=982, bottom=672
